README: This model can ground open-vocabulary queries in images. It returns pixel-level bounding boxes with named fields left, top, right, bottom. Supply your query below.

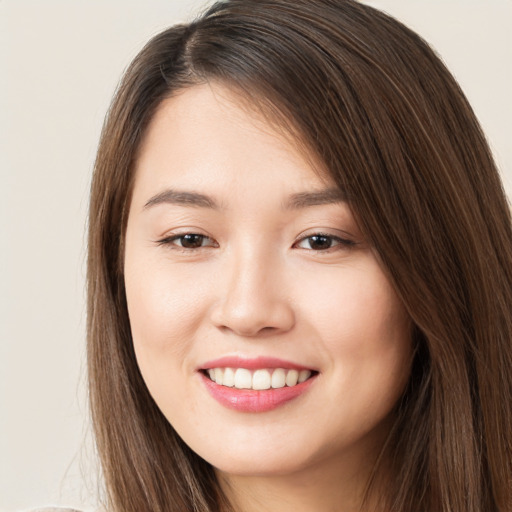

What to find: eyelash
left=156, top=232, right=356, bottom=252
left=156, top=233, right=217, bottom=250
left=293, top=232, right=356, bottom=252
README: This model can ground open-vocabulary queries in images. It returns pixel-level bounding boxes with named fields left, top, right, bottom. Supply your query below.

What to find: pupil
left=182, top=234, right=203, bottom=248
left=309, top=235, right=331, bottom=250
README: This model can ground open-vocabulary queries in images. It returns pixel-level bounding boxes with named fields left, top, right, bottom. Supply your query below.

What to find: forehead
left=132, top=82, right=332, bottom=201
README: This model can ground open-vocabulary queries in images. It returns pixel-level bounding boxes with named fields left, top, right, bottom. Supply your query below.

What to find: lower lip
left=200, top=372, right=316, bottom=413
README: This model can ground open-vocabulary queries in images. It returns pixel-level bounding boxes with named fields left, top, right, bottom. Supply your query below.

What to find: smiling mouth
left=202, top=367, right=317, bottom=391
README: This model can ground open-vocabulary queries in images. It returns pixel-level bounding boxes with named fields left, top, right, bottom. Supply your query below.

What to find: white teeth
left=223, top=367, right=235, bottom=387
left=285, top=369, right=299, bottom=387
left=234, top=368, right=252, bottom=389
left=206, top=367, right=314, bottom=390
left=298, top=369, right=311, bottom=383
left=252, top=369, right=271, bottom=390
left=214, top=368, right=224, bottom=385
left=271, top=368, right=286, bottom=389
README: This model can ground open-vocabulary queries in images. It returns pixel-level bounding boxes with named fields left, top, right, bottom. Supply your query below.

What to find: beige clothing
left=29, top=508, right=83, bottom=512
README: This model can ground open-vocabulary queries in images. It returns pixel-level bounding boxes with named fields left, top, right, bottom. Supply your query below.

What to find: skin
left=124, top=83, right=413, bottom=512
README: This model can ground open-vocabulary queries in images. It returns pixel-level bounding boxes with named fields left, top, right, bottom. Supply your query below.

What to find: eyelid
left=293, top=229, right=356, bottom=247
left=155, top=230, right=218, bottom=249
left=154, top=228, right=357, bottom=252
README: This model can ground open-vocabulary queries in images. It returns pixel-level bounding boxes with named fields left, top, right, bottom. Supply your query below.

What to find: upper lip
left=199, top=356, right=316, bottom=371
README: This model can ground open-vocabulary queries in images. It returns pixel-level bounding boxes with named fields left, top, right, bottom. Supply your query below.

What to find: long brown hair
left=87, top=1, right=512, bottom=510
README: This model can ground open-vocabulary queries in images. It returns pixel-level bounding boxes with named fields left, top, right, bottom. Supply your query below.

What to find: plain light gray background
left=1, top=1, right=511, bottom=511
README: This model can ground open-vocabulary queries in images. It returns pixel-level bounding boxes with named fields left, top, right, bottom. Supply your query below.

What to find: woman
left=87, top=0, right=512, bottom=511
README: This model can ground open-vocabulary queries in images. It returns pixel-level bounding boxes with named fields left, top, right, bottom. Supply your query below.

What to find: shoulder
left=25, top=508, right=85, bottom=512
left=24, top=504, right=105, bottom=512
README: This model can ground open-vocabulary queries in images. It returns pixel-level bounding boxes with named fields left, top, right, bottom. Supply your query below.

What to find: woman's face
left=124, top=83, right=413, bottom=478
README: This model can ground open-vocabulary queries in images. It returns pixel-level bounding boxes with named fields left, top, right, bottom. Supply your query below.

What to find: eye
left=294, top=233, right=355, bottom=251
left=157, top=233, right=217, bottom=249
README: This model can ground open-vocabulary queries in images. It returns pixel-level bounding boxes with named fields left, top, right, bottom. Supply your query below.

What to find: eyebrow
left=143, top=187, right=347, bottom=211
left=144, top=189, right=219, bottom=210
left=285, top=188, right=347, bottom=209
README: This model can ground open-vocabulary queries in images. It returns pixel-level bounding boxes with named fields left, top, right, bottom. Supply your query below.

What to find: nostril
left=209, top=284, right=296, bottom=337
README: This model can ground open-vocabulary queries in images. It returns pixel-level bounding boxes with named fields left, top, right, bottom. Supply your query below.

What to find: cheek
left=123, top=249, right=215, bottom=407
left=301, top=262, right=412, bottom=409
left=123, top=256, right=214, bottom=421
left=302, top=262, right=409, bottom=346
left=125, top=256, right=206, bottom=348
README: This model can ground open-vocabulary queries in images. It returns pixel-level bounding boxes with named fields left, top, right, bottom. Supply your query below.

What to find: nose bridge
left=229, top=242, right=272, bottom=304
left=212, top=238, right=295, bottom=336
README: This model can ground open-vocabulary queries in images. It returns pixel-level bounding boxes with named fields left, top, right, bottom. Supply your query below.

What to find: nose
left=210, top=248, right=295, bottom=337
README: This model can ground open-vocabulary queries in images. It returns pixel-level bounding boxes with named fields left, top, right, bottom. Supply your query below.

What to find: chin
left=191, top=432, right=329, bottom=479
left=211, top=454, right=313, bottom=478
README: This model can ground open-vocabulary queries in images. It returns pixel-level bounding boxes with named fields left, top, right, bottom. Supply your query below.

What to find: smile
left=199, top=357, right=318, bottom=413
left=205, top=367, right=313, bottom=390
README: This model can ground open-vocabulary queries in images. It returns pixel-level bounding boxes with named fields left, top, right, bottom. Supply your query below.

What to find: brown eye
left=306, top=235, right=334, bottom=250
left=294, top=233, right=356, bottom=251
left=179, top=234, right=207, bottom=248
left=296, top=235, right=338, bottom=250
left=157, top=233, right=217, bottom=249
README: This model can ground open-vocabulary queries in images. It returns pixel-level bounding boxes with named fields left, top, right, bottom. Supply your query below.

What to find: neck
left=216, top=448, right=386, bottom=512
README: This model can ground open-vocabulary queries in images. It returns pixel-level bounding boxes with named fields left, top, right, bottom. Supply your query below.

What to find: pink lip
left=198, top=356, right=318, bottom=413
left=199, top=356, right=314, bottom=371
left=201, top=374, right=315, bottom=412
